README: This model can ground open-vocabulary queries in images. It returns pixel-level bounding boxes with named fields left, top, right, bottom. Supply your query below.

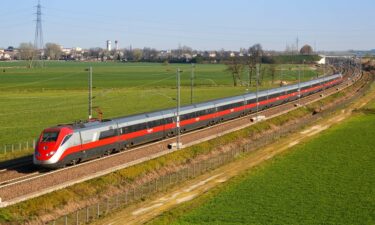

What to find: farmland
left=0, top=61, right=319, bottom=146
left=152, top=100, right=375, bottom=224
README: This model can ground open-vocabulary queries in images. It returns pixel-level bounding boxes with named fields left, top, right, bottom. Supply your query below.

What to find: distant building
left=209, top=52, right=217, bottom=58
left=317, top=55, right=326, bottom=64
left=106, top=40, right=112, bottom=51
left=0, top=49, right=11, bottom=60
left=62, top=48, right=72, bottom=55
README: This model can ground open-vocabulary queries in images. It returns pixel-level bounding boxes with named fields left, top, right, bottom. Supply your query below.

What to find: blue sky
left=1, top=0, right=374, bottom=51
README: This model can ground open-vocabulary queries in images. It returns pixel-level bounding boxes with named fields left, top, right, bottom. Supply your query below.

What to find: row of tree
left=16, top=42, right=63, bottom=67
left=226, top=44, right=274, bottom=87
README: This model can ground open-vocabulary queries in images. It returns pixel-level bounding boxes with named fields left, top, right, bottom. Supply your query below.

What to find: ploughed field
left=0, top=61, right=319, bottom=148
left=163, top=101, right=375, bottom=225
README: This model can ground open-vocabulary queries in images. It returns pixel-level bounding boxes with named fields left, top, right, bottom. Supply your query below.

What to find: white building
left=317, top=55, right=326, bottom=64
left=106, top=40, right=112, bottom=51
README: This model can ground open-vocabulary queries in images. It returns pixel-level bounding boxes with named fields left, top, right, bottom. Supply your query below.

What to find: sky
left=0, top=0, right=374, bottom=51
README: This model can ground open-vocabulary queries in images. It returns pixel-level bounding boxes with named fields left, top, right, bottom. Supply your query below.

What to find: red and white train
left=34, top=74, right=343, bottom=168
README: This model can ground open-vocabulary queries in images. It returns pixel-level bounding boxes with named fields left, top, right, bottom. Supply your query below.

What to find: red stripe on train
left=59, top=78, right=342, bottom=161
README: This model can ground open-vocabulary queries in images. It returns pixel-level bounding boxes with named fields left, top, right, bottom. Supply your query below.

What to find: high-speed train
left=34, top=74, right=343, bottom=168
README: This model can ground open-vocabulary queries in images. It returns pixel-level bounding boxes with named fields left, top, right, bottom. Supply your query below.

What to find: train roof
left=67, top=73, right=342, bottom=130
left=213, top=95, right=245, bottom=107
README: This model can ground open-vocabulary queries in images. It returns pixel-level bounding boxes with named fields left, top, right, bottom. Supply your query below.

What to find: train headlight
left=46, top=151, right=56, bottom=157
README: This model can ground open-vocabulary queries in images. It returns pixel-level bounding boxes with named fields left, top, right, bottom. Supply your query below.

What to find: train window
left=42, top=131, right=60, bottom=142
left=164, top=117, right=174, bottom=124
left=121, top=127, right=129, bottom=134
left=196, top=110, right=208, bottom=116
left=219, top=104, right=229, bottom=111
left=99, top=129, right=117, bottom=140
left=207, top=108, right=215, bottom=114
left=147, top=121, right=154, bottom=128
left=233, top=102, right=243, bottom=108
left=247, top=99, right=256, bottom=104
left=124, top=122, right=147, bottom=133
left=181, top=112, right=195, bottom=120
left=147, top=119, right=162, bottom=128
left=60, top=134, right=72, bottom=146
left=258, top=96, right=267, bottom=101
left=136, top=123, right=147, bottom=131
left=269, top=93, right=279, bottom=99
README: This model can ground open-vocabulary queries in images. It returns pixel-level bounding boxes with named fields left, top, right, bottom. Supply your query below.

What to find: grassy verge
left=0, top=78, right=363, bottom=223
left=147, top=93, right=375, bottom=225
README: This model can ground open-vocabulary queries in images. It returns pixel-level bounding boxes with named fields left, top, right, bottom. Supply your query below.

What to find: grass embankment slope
left=0, top=61, right=318, bottom=147
left=149, top=94, right=375, bottom=225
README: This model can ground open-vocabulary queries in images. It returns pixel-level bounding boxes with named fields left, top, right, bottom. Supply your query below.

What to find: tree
left=246, top=44, right=263, bottom=86
left=270, top=63, right=277, bottom=84
left=226, top=57, right=244, bottom=86
left=300, top=45, right=313, bottom=55
left=133, top=49, right=143, bottom=61
left=88, top=48, right=103, bottom=60
left=18, top=42, right=36, bottom=68
left=142, top=47, right=158, bottom=61
left=45, top=43, right=62, bottom=60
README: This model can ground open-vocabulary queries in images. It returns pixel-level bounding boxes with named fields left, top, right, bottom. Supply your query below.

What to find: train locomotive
left=34, top=74, right=343, bottom=168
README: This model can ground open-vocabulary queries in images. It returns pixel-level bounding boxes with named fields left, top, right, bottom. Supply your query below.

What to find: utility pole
left=303, top=59, right=305, bottom=80
left=247, top=67, right=250, bottom=92
left=88, top=67, right=93, bottom=119
left=176, top=68, right=181, bottom=150
left=256, top=64, right=259, bottom=115
left=296, top=36, right=299, bottom=54
left=190, top=63, right=195, bottom=104
left=298, top=65, right=301, bottom=106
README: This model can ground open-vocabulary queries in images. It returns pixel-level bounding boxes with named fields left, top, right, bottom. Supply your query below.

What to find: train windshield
left=42, top=131, right=60, bottom=142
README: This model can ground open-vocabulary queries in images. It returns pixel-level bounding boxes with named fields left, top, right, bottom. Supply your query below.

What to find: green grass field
left=0, top=61, right=319, bottom=146
left=151, top=102, right=375, bottom=224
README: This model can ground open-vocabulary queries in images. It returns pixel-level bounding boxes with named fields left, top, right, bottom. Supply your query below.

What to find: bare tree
left=247, top=44, right=263, bottom=86
left=226, top=57, right=244, bottom=86
left=18, top=42, right=36, bottom=68
left=270, top=63, right=277, bottom=84
left=142, top=47, right=158, bottom=61
left=88, top=47, right=103, bottom=60
left=45, top=43, right=62, bottom=60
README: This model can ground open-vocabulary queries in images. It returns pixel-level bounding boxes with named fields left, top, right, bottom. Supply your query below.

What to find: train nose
left=35, top=143, right=57, bottom=160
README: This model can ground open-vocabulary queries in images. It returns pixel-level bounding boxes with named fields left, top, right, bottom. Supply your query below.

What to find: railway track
left=0, top=69, right=364, bottom=207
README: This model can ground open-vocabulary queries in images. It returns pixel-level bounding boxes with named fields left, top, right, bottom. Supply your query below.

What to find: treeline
left=263, top=55, right=321, bottom=64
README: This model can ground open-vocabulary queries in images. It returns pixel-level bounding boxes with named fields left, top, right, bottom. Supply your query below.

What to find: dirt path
left=94, top=82, right=375, bottom=225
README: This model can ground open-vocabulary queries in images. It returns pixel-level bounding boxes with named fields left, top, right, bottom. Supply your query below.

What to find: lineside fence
left=0, top=140, right=36, bottom=155
left=47, top=74, right=373, bottom=225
